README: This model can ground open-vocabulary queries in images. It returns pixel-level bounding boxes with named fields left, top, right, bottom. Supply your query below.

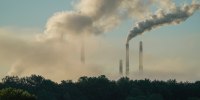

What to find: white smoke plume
left=2, top=0, right=200, bottom=82
left=3, top=0, right=162, bottom=81
left=127, top=2, right=200, bottom=43
left=41, top=0, right=162, bottom=40
left=0, top=30, right=103, bottom=82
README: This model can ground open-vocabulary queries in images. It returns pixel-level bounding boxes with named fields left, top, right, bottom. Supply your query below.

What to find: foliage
left=0, top=75, right=200, bottom=100
left=0, top=87, right=36, bottom=100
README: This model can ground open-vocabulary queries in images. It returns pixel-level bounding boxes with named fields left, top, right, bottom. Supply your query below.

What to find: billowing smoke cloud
left=4, top=0, right=163, bottom=81
left=127, top=2, right=200, bottom=43
left=41, top=0, right=162, bottom=40
left=0, top=29, right=104, bottom=81
left=2, top=0, right=200, bottom=82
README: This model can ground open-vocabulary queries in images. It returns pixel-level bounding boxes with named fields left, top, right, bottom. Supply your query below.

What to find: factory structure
left=119, top=41, right=144, bottom=77
left=139, top=41, right=143, bottom=74
left=119, top=60, right=123, bottom=75
left=79, top=36, right=144, bottom=76
left=126, top=43, right=129, bottom=76
left=81, top=41, right=85, bottom=64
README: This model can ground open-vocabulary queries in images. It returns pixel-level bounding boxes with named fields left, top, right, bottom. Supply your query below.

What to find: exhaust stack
left=139, top=41, right=143, bottom=74
left=126, top=43, right=129, bottom=76
left=81, top=40, right=85, bottom=64
left=119, top=59, right=123, bottom=75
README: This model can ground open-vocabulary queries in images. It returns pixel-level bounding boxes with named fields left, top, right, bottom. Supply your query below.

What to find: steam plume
left=41, top=0, right=162, bottom=40
left=127, top=2, right=200, bottom=43
left=2, top=0, right=161, bottom=81
left=2, top=0, right=200, bottom=82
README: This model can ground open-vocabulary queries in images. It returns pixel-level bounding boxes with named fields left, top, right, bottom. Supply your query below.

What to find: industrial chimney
left=119, top=59, right=123, bottom=75
left=139, top=41, right=143, bottom=74
left=81, top=40, right=85, bottom=64
left=126, top=43, right=129, bottom=76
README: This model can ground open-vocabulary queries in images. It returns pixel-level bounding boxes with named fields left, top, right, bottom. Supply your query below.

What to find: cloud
left=42, top=0, right=171, bottom=40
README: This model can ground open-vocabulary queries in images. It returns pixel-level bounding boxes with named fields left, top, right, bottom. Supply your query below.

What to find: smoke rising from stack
left=2, top=0, right=162, bottom=81
left=1, top=0, right=200, bottom=81
left=40, top=0, right=159, bottom=65
left=127, top=2, right=200, bottom=43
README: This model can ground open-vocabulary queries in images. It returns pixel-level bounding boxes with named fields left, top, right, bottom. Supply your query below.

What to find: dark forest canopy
left=0, top=75, right=200, bottom=100
left=0, top=87, right=36, bottom=100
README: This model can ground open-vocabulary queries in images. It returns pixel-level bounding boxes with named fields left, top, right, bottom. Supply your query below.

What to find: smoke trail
left=41, top=0, right=162, bottom=40
left=1, top=0, right=160, bottom=81
left=127, top=2, right=200, bottom=43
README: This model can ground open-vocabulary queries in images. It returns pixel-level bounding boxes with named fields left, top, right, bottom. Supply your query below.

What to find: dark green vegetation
left=0, top=75, right=200, bottom=100
left=0, top=88, right=36, bottom=100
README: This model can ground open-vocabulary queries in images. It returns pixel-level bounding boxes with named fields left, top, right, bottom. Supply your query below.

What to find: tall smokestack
left=139, top=41, right=143, bottom=74
left=81, top=40, right=85, bottom=64
left=126, top=43, right=129, bottom=76
left=119, top=59, right=123, bottom=75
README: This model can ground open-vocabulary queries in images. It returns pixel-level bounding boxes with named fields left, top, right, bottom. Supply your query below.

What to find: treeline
left=0, top=75, right=200, bottom=100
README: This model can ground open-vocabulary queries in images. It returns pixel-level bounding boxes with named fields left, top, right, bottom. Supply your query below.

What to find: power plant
left=126, top=43, right=129, bottom=76
left=124, top=3, right=200, bottom=77
left=122, top=41, right=143, bottom=77
left=139, top=41, right=143, bottom=74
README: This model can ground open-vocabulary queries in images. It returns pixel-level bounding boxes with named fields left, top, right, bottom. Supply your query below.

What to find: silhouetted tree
left=126, top=96, right=147, bottom=100
left=1, top=75, right=200, bottom=100
left=117, top=77, right=132, bottom=100
left=0, top=88, right=36, bottom=100
left=148, top=93, right=163, bottom=100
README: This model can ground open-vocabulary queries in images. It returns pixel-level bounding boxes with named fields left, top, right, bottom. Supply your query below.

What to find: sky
left=0, top=0, right=200, bottom=82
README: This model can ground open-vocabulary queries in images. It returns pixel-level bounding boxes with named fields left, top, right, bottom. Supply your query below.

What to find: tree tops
left=0, top=75, right=200, bottom=100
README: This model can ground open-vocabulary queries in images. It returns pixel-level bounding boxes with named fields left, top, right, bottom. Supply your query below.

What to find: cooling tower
left=126, top=43, right=129, bottom=76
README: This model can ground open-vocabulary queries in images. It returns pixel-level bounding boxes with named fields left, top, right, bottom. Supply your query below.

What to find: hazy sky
left=0, top=0, right=200, bottom=82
